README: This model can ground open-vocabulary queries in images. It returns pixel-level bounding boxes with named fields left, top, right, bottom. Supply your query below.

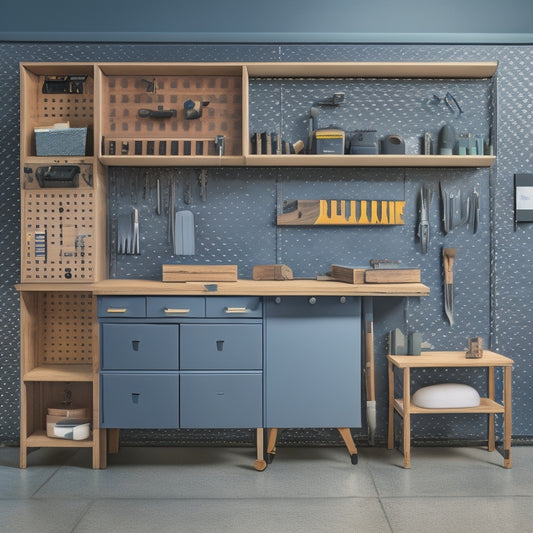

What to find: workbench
left=18, top=279, right=429, bottom=469
left=387, top=350, right=513, bottom=469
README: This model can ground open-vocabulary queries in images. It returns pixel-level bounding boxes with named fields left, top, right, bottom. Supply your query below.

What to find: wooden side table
left=387, top=350, right=513, bottom=468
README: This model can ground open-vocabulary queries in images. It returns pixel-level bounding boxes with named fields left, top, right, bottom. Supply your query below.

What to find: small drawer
left=206, top=296, right=262, bottom=318
left=98, top=296, right=146, bottom=318
left=180, top=324, right=262, bottom=370
left=101, top=373, right=179, bottom=429
left=101, top=324, right=179, bottom=370
left=180, top=373, right=262, bottom=428
left=146, top=297, right=205, bottom=318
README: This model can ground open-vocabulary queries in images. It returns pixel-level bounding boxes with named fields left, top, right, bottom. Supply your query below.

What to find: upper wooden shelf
left=245, top=61, right=498, bottom=79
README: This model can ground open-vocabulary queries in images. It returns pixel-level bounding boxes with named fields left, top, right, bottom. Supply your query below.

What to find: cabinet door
left=265, top=296, right=361, bottom=428
left=101, top=373, right=179, bottom=428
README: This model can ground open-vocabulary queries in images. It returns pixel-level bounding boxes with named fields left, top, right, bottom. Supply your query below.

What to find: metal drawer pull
left=106, top=308, right=127, bottom=313
left=164, top=308, right=191, bottom=313
left=225, top=307, right=249, bottom=313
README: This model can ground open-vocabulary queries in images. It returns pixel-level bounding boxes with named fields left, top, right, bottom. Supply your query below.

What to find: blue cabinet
left=99, top=296, right=264, bottom=430
left=265, top=296, right=362, bottom=428
left=99, top=294, right=362, bottom=433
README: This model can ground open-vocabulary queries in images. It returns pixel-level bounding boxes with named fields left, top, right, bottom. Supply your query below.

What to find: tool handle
left=443, top=248, right=457, bottom=284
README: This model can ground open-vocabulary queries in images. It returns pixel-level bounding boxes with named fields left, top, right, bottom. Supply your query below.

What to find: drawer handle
left=225, top=307, right=249, bottom=314
left=216, top=340, right=224, bottom=351
left=132, top=340, right=140, bottom=351
left=164, top=308, right=191, bottom=314
left=106, top=307, right=127, bottom=313
left=131, top=393, right=140, bottom=404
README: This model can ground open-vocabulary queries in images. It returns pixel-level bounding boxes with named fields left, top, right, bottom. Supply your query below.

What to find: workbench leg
left=488, top=367, right=495, bottom=452
left=388, top=360, right=394, bottom=450
left=266, top=428, right=278, bottom=464
left=338, top=428, right=358, bottom=465
left=403, top=368, right=411, bottom=469
left=253, top=428, right=267, bottom=471
left=503, top=367, right=512, bottom=468
left=107, top=428, right=120, bottom=454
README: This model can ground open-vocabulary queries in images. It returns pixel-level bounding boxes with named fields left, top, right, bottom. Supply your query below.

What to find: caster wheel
left=350, top=454, right=358, bottom=465
left=254, top=459, right=267, bottom=471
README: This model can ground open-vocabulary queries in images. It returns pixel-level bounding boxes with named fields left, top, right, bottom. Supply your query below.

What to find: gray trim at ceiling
left=2, top=32, right=533, bottom=44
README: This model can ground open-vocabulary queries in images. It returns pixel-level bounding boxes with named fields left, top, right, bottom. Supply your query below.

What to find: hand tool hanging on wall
left=198, top=169, right=208, bottom=202
left=440, top=182, right=478, bottom=234
left=443, top=247, right=457, bottom=326
left=417, top=184, right=433, bottom=254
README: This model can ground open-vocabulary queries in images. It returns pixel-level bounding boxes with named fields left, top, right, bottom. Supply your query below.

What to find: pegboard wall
left=3, top=42, right=533, bottom=447
left=37, top=291, right=94, bottom=365
left=21, top=189, right=97, bottom=282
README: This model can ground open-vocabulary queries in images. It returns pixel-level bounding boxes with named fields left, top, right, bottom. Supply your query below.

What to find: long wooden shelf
left=245, top=61, right=498, bottom=79
left=394, top=397, right=505, bottom=416
left=245, top=154, right=495, bottom=168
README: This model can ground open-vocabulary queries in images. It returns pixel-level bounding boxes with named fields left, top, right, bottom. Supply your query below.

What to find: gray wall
left=2, top=0, right=533, bottom=42
left=1, top=42, right=532, bottom=447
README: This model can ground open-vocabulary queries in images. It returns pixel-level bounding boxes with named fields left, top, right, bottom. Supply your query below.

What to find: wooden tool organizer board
left=36, top=291, right=94, bottom=365
left=100, top=74, right=242, bottom=156
left=21, top=189, right=97, bottom=282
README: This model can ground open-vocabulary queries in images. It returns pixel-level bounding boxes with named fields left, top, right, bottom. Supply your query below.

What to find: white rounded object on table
left=412, top=383, right=481, bottom=408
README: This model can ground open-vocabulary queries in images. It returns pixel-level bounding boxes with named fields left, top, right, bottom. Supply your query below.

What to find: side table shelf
left=387, top=351, right=513, bottom=469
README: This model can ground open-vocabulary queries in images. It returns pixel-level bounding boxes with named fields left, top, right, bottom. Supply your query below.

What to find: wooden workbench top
left=16, top=278, right=430, bottom=297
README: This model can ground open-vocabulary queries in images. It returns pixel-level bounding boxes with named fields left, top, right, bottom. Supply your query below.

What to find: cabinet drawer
left=180, top=324, right=262, bottom=370
left=98, top=296, right=146, bottom=318
left=101, top=324, right=179, bottom=370
left=101, top=373, right=179, bottom=428
left=206, top=296, right=262, bottom=318
left=146, top=297, right=205, bottom=318
left=180, top=373, right=262, bottom=428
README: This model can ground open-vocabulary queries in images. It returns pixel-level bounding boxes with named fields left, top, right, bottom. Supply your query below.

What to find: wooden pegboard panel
left=38, top=75, right=94, bottom=128
left=102, top=75, right=242, bottom=155
left=21, top=190, right=97, bottom=282
left=38, top=292, right=94, bottom=365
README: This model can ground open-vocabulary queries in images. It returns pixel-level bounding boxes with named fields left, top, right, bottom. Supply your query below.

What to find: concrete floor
left=1, top=444, right=532, bottom=532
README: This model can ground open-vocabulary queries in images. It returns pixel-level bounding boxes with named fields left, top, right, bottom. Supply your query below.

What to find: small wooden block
left=162, top=264, right=238, bottom=282
left=364, top=268, right=421, bottom=284
left=330, top=265, right=366, bottom=284
left=253, top=264, right=293, bottom=281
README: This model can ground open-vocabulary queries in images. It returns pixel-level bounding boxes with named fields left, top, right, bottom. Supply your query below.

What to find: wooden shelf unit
left=18, top=289, right=106, bottom=468
left=387, top=351, right=513, bottom=469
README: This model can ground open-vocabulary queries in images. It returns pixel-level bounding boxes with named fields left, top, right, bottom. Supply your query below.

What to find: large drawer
left=180, top=373, right=262, bottom=428
left=98, top=296, right=146, bottom=318
left=101, top=373, right=179, bottom=428
left=147, top=297, right=205, bottom=318
left=101, top=324, right=179, bottom=370
left=180, top=324, right=262, bottom=370
left=205, top=296, right=262, bottom=318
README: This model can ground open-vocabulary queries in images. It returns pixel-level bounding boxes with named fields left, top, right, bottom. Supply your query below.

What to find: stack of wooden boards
left=331, top=264, right=421, bottom=284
